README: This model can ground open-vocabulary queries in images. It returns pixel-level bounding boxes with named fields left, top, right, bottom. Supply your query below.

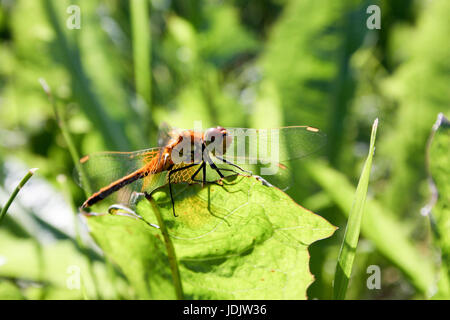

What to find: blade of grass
left=39, top=78, right=92, bottom=196
left=0, top=168, right=38, bottom=225
left=130, top=0, right=152, bottom=107
left=130, top=0, right=156, bottom=140
left=40, top=79, right=124, bottom=299
left=306, top=161, right=435, bottom=295
left=424, top=113, right=450, bottom=298
left=145, top=193, right=184, bottom=300
left=333, top=118, right=378, bottom=299
left=0, top=170, right=50, bottom=299
left=306, top=131, right=435, bottom=294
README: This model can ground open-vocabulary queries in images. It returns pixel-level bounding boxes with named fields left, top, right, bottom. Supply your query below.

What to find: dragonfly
left=77, top=125, right=326, bottom=217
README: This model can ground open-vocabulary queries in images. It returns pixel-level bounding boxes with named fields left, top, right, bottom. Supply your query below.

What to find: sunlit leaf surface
left=87, top=176, right=336, bottom=299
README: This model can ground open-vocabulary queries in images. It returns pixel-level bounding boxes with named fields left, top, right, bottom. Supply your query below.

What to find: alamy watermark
left=66, top=5, right=81, bottom=29
left=366, top=5, right=381, bottom=30
left=66, top=265, right=81, bottom=290
left=366, top=265, right=381, bottom=289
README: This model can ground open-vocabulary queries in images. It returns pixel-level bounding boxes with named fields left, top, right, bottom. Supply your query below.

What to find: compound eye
left=204, top=127, right=222, bottom=143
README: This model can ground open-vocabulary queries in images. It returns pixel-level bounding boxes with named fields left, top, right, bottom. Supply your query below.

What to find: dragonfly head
left=204, top=126, right=232, bottom=156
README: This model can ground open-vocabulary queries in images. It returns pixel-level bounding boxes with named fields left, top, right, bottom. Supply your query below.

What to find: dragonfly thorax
left=204, top=126, right=231, bottom=157
left=168, top=127, right=231, bottom=165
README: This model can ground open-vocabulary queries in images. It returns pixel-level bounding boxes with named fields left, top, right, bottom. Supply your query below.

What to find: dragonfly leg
left=168, top=163, right=198, bottom=217
left=190, top=150, right=238, bottom=186
left=206, top=152, right=252, bottom=183
left=214, top=155, right=277, bottom=187
left=190, top=162, right=205, bottom=184
left=202, top=161, right=207, bottom=187
left=214, top=155, right=252, bottom=176
left=204, top=151, right=225, bottom=179
left=190, top=163, right=228, bottom=187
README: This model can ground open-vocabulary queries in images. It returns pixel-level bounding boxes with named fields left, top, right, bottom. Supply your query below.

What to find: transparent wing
left=141, top=163, right=203, bottom=195
left=222, top=126, right=327, bottom=165
left=75, top=147, right=162, bottom=198
left=157, top=122, right=191, bottom=148
left=157, top=122, right=173, bottom=147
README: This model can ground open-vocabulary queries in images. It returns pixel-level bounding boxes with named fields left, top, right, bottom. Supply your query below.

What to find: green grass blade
left=39, top=78, right=92, bottom=196
left=130, top=0, right=152, bottom=108
left=130, top=0, right=156, bottom=140
left=146, top=194, right=184, bottom=300
left=0, top=168, right=38, bottom=225
left=306, top=161, right=435, bottom=295
left=425, top=113, right=450, bottom=298
left=333, top=118, right=378, bottom=299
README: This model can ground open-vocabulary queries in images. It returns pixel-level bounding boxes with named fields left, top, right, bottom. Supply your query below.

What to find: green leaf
left=333, top=118, right=377, bottom=299
left=426, top=113, right=450, bottom=299
left=87, top=175, right=336, bottom=299
left=86, top=214, right=176, bottom=300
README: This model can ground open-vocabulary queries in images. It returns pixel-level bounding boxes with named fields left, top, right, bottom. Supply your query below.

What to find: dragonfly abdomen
left=82, top=168, right=147, bottom=209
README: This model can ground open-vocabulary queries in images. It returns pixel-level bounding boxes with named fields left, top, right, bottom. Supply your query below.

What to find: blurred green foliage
left=0, top=0, right=449, bottom=299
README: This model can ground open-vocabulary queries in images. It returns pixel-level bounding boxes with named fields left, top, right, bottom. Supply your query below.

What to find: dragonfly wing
left=167, top=163, right=202, bottom=184
left=222, top=126, right=327, bottom=165
left=157, top=122, right=173, bottom=147
left=76, top=147, right=162, bottom=207
left=141, top=163, right=205, bottom=196
left=143, top=162, right=235, bottom=193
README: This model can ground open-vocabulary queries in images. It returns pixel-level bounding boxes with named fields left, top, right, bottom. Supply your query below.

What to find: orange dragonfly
left=77, top=125, right=326, bottom=216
